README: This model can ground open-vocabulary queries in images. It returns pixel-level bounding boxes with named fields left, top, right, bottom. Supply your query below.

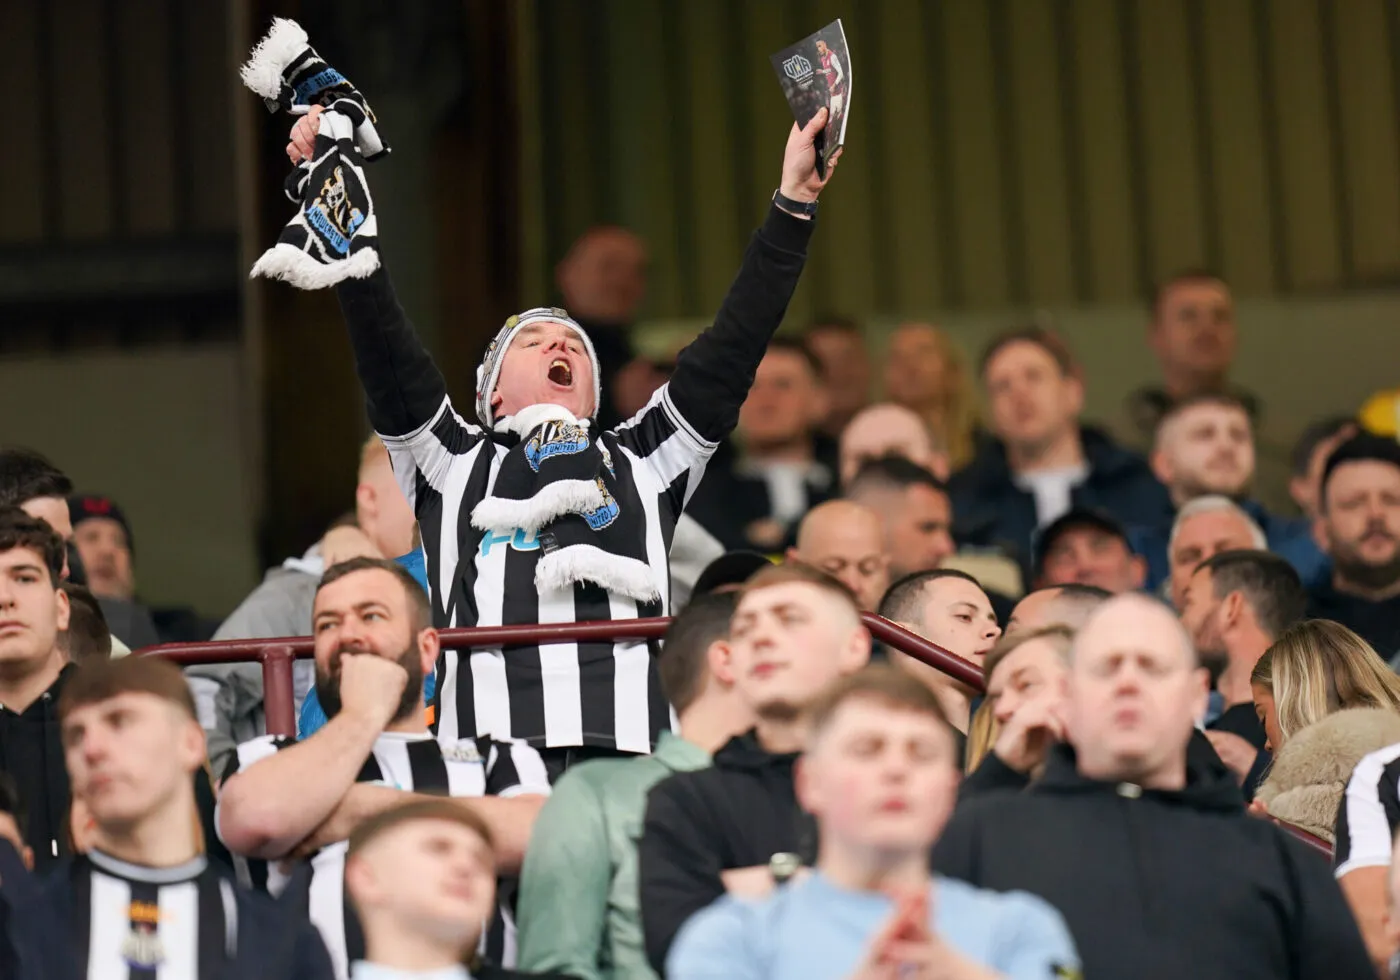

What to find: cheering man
left=287, top=106, right=839, bottom=770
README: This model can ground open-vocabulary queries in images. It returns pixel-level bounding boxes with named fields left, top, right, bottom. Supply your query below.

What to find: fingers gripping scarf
left=471, top=405, right=661, bottom=603
left=240, top=18, right=387, bottom=289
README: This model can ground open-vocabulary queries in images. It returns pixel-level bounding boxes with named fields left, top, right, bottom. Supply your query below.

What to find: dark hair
left=878, top=568, right=984, bottom=624
left=977, top=326, right=1074, bottom=379
left=983, top=624, right=1075, bottom=685
left=0, top=506, right=65, bottom=585
left=658, top=592, right=737, bottom=714
left=348, top=797, right=494, bottom=861
left=1155, top=391, right=1252, bottom=435
left=0, top=771, right=27, bottom=837
left=806, top=664, right=952, bottom=739
left=318, top=557, right=432, bottom=634
left=846, top=456, right=946, bottom=497
left=1150, top=268, right=1226, bottom=320
left=58, top=655, right=198, bottom=723
left=58, top=582, right=112, bottom=665
left=1198, top=549, right=1306, bottom=641
left=1319, top=433, right=1400, bottom=507
left=765, top=335, right=825, bottom=381
left=741, top=562, right=861, bottom=614
left=0, top=449, right=73, bottom=508
left=1291, top=415, right=1359, bottom=478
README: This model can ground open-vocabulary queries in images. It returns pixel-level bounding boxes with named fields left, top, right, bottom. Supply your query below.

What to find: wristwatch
left=768, top=851, right=802, bottom=885
left=773, top=189, right=818, bottom=218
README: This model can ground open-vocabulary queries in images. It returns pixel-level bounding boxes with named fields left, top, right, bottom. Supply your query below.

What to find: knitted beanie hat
left=474, top=307, right=602, bottom=428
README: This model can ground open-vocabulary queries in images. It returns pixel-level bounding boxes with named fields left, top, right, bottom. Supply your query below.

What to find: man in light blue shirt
left=668, top=665, right=1080, bottom=980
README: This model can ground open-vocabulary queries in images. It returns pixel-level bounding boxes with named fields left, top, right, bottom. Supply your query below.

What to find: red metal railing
left=139, top=611, right=1331, bottom=858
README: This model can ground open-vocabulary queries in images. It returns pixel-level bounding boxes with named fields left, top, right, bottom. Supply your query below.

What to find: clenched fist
left=337, top=653, right=410, bottom=730
left=287, top=104, right=325, bottom=165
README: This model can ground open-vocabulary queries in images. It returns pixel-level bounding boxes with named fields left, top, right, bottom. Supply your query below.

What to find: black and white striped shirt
left=335, top=205, right=814, bottom=752
left=220, top=731, right=550, bottom=979
left=1334, top=741, right=1400, bottom=877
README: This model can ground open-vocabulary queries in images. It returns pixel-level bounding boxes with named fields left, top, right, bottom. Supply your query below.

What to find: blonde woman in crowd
left=882, top=323, right=980, bottom=471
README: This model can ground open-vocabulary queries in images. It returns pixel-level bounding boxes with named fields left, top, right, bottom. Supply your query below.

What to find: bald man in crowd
left=838, top=403, right=949, bottom=486
left=786, top=500, right=890, bottom=612
left=1005, top=583, right=1112, bottom=636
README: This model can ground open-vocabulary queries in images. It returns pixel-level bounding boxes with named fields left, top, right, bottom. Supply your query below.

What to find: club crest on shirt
left=524, top=421, right=591, bottom=472
left=582, top=478, right=620, bottom=531
left=122, top=901, right=165, bottom=969
left=440, top=740, right=482, bottom=764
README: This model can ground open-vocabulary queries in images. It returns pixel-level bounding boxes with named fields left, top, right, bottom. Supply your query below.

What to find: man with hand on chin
left=289, top=105, right=840, bottom=771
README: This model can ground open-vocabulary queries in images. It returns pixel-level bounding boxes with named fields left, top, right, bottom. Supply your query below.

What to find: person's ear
left=1312, top=514, right=1332, bottom=555
left=490, top=389, right=504, bottom=411
left=1190, top=666, right=1211, bottom=719
left=343, top=854, right=379, bottom=910
left=1220, top=590, right=1245, bottom=631
left=355, top=482, right=377, bottom=520
left=1129, top=555, right=1147, bottom=590
left=179, top=717, right=207, bottom=771
left=1149, top=446, right=1172, bottom=486
left=418, top=627, right=441, bottom=679
left=1065, top=373, right=1085, bottom=417
left=53, top=586, right=71, bottom=633
left=706, top=639, right=736, bottom=687
left=793, top=754, right=819, bottom=815
left=21, top=845, right=33, bottom=871
left=842, top=624, right=872, bottom=671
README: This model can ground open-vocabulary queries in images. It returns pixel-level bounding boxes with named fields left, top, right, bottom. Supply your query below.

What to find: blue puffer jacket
left=949, top=426, right=1174, bottom=583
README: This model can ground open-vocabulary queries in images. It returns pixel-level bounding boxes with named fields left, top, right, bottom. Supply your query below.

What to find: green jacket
left=516, top=732, right=710, bottom=980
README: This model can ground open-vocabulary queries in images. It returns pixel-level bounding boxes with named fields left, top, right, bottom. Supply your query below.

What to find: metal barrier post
left=260, top=645, right=297, bottom=738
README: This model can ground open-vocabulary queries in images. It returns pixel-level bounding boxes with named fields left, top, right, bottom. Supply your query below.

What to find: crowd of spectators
left=4, top=101, right=1400, bottom=980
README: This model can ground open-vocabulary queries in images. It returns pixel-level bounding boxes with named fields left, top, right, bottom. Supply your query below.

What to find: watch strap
left=772, top=189, right=818, bottom=218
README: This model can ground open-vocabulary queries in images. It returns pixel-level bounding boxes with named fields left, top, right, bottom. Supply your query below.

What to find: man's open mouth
left=548, top=358, right=573, bottom=386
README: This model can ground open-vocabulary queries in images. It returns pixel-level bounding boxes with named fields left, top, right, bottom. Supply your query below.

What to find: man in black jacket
left=934, top=593, right=1371, bottom=979
left=637, top=562, right=870, bottom=972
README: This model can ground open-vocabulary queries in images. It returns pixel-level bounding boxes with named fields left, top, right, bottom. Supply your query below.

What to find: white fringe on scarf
left=536, top=545, right=661, bottom=603
left=240, top=17, right=309, bottom=99
left=469, top=479, right=604, bottom=535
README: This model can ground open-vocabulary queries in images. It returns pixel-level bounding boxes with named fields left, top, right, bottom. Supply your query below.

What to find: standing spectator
left=1308, top=434, right=1400, bottom=660
left=1160, top=495, right=1267, bottom=609
left=0, top=656, right=334, bottom=980
left=638, top=564, right=870, bottom=973
left=517, top=592, right=749, bottom=980
left=844, top=457, right=956, bottom=580
left=1032, top=509, right=1146, bottom=594
left=951, top=327, right=1172, bottom=581
left=878, top=570, right=1001, bottom=743
left=1139, top=395, right=1323, bottom=589
left=216, top=558, right=550, bottom=979
left=837, top=403, right=948, bottom=486
left=1004, top=583, right=1111, bottom=636
left=1178, top=550, right=1307, bottom=796
left=803, top=316, right=871, bottom=440
left=786, top=500, right=890, bottom=612
left=0, top=507, right=73, bottom=872
left=1126, top=270, right=1259, bottom=441
left=933, top=593, right=1371, bottom=980
left=1290, top=416, right=1359, bottom=520
left=66, top=495, right=161, bottom=649
left=345, top=800, right=572, bottom=980
left=1335, top=736, right=1400, bottom=973
left=882, top=323, right=979, bottom=471
left=555, top=225, right=649, bottom=429
left=687, top=339, right=835, bottom=552
left=668, top=667, right=1081, bottom=980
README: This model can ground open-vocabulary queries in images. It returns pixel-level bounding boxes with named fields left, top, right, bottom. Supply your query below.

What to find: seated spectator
left=1290, top=416, right=1359, bottom=521
left=517, top=592, right=749, bottom=979
left=67, top=494, right=162, bottom=649
left=878, top=570, right=1001, bottom=743
left=1308, top=434, right=1400, bottom=660
left=345, top=799, right=571, bottom=980
left=638, top=564, right=870, bottom=973
left=1125, top=270, right=1259, bottom=441
left=57, top=582, right=113, bottom=666
left=802, top=316, right=871, bottom=441
left=1033, top=508, right=1146, bottom=593
left=217, top=557, right=549, bottom=979
left=0, top=656, right=333, bottom=980
left=1178, top=550, right=1307, bottom=796
left=1138, top=395, right=1324, bottom=589
left=668, top=666, right=1081, bottom=980
left=1251, top=621, right=1400, bottom=759
left=844, top=457, right=956, bottom=580
left=1004, top=583, right=1111, bottom=635
left=191, top=436, right=417, bottom=771
left=0, top=507, right=75, bottom=871
left=882, top=322, right=979, bottom=471
left=687, top=339, right=836, bottom=552
left=785, top=499, right=890, bottom=611
left=838, top=403, right=948, bottom=486
left=933, top=593, right=1371, bottom=979
left=950, top=327, right=1172, bottom=582
left=1160, top=495, right=1267, bottom=609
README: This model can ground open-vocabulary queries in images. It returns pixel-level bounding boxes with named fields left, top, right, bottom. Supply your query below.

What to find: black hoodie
left=637, top=729, right=816, bottom=974
left=0, top=664, right=74, bottom=872
left=933, top=744, right=1370, bottom=979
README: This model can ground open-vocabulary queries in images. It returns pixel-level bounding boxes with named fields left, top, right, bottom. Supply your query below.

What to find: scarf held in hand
left=471, top=406, right=660, bottom=602
left=239, top=18, right=388, bottom=289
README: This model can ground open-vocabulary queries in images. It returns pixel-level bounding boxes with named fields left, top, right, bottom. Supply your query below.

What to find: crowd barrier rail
left=140, top=611, right=1333, bottom=858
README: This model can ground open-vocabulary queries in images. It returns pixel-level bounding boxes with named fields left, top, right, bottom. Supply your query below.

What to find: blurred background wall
left=1, top=0, right=1398, bottom=615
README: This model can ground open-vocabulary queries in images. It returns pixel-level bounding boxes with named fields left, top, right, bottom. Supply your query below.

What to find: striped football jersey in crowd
left=1333, top=742, right=1400, bottom=877
left=219, top=731, right=550, bottom=979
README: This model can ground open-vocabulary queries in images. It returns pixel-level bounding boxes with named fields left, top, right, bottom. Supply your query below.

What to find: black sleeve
left=295, top=920, right=337, bottom=980
left=959, top=752, right=1031, bottom=801
left=638, top=775, right=726, bottom=975
left=1278, top=834, right=1374, bottom=980
left=335, top=266, right=454, bottom=438
left=929, top=804, right=983, bottom=885
left=659, top=205, right=814, bottom=444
